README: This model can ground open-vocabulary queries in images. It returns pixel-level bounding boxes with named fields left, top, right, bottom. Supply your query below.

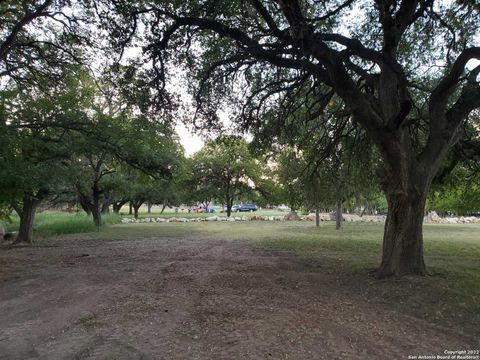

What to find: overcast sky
left=175, top=123, right=204, bottom=156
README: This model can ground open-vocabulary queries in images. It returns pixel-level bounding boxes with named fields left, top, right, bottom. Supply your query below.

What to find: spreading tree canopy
left=101, top=0, right=480, bottom=277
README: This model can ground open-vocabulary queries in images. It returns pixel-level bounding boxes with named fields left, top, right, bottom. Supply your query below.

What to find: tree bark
left=226, top=196, right=234, bottom=218
left=112, top=200, right=127, bottom=214
left=378, top=180, right=429, bottom=277
left=147, top=202, right=152, bottom=214
left=101, top=197, right=110, bottom=214
left=91, top=205, right=102, bottom=227
left=131, top=201, right=143, bottom=219
left=78, top=197, right=91, bottom=216
left=129, top=202, right=133, bottom=215
left=335, top=200, right=342, bottom=230
left=376, top=132, right=434, bottom=277
left=160, top=202, right=166, bottom=214
left=15, top=195, right=39, bottom=244
left=315, top=208, right=320, bottom=227
left=91, top=186, right=102, bottom=227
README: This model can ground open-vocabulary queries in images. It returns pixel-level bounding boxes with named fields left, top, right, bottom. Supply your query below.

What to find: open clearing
left=1, top=222, right=479, bottom=359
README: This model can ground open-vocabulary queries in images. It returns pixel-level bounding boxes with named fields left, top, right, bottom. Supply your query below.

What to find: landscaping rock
left=344, top=214, right=362, bottom=222
left=424, top=211, right=442, bottom=223
left=169, top=217, right=188, bottom=223
left=116, top=212, right=478, bottom=225
left=446, top=217, right=459, bottom=224
left=306, top=213, right=330, bottom=222
left=284, top=212, right=301, bottom=221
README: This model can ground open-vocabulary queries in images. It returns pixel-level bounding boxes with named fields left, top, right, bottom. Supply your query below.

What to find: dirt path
left=0, top=235, right=476, bottom=359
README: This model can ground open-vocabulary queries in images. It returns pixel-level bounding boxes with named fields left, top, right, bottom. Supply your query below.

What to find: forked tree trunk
left=112, top=201, right=127, bottom=214
left=15, top=196, right=39, bottom=244
left=132, top=202, right=143, bottom=219
left=335, top=200, right=342, bottom=230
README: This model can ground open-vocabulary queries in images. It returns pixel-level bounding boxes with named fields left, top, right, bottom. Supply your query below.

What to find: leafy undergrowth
left=3, top=211, right=121, bottom=238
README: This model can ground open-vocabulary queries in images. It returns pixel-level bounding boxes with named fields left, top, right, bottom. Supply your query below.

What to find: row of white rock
left=423, top=211, right=480, bottom=224
left=120, top=211, right=480, bottom=224
left=120, top=214, right=386, bottom=224
left=121, top=216, right=251, bottom=223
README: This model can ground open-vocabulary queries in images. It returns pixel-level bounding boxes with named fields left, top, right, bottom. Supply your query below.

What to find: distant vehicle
left=234, top=204, right=258, bottom=212
left=465, top=211, right=480, bottom=216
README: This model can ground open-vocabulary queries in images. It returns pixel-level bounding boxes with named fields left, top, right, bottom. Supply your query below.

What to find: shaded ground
left=0, top=224, right=478, bottom=359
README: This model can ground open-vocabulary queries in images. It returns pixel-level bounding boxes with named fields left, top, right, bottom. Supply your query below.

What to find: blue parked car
left=234, top=204, right=258, bottom=212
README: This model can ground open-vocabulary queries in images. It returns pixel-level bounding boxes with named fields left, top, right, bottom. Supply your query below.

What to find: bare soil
left=0, top=234, right=477, bottom=359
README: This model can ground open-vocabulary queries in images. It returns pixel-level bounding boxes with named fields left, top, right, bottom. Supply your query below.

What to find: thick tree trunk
left=378, top=192, right=428, bottom=277
left=315, top=208, right=320, bottom=227
left=147, top=202, right=152, bottom=214
left=15, top=196, right=38, bottom=244
left=112, top=201, right=126, bottom=214
left=90, top=188, right=102, bottom=227
left=91, top=205, right=101, bottom=227
left=132, top=203, right=142, bottom=219
left=226, top=197, right=234, bottom=218
left=101, top=199, right=110, bottom=214
left=79, top=197, right=91, bottom=216
left=376, top=133, right=434, bottom=277
left=335, top=200, right=342, bottom=230
left=129, top=202, right=133, bottom=215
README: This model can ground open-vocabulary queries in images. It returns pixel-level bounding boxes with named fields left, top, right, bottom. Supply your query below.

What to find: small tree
left=190, top=135, right=261, bottom=217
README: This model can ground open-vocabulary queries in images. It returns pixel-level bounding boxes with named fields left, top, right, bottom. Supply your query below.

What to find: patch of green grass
left=3, top=211, right=121, bottom=238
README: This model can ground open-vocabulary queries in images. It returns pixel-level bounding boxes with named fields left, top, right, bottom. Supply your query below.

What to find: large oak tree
left=103, top=0, right=480, bottom=277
